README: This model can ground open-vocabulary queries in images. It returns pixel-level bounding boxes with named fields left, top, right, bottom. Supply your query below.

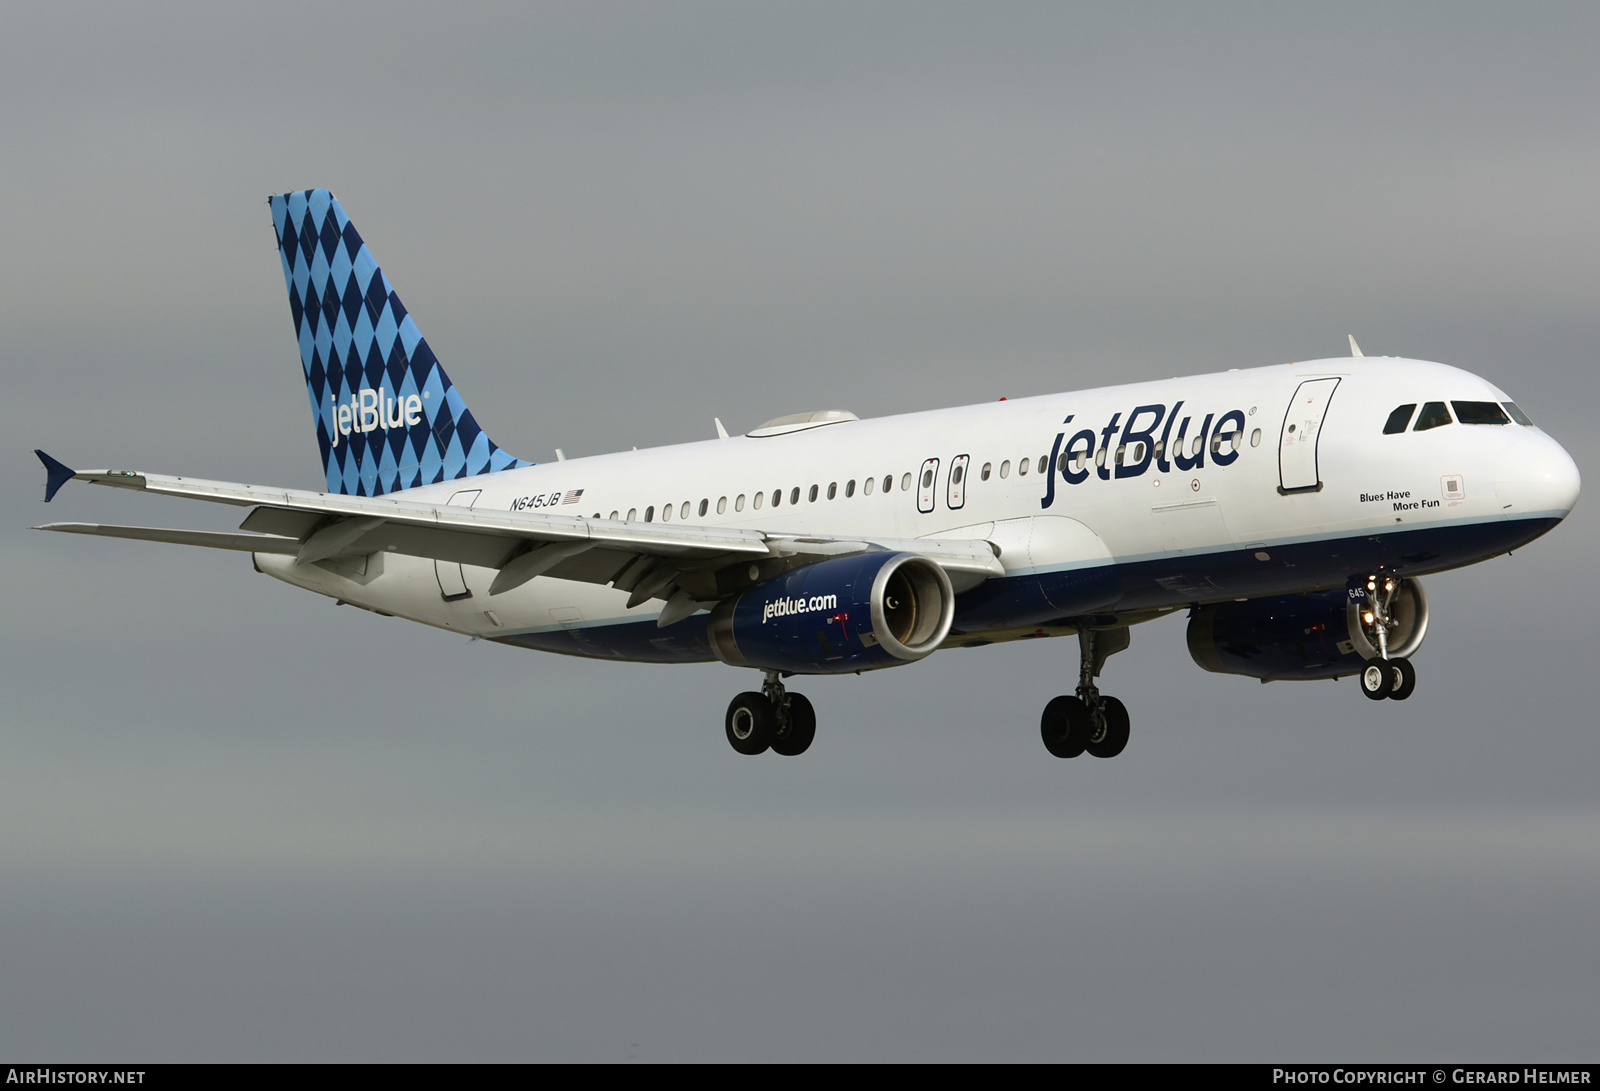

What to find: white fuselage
left=256, top=356, right=1579, bottom=661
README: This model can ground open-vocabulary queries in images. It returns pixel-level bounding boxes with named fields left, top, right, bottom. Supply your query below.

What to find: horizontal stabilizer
left=34, top=450, right=76, bottom=502
left=34, top=522, right=300, bottom=554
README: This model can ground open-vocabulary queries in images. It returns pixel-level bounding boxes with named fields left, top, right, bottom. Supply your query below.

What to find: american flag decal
left=561, top=489, right=585, bottom=505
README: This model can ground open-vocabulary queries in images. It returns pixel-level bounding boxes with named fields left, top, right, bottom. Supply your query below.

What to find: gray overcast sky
left=3, top=2, right=1596, bottom=1061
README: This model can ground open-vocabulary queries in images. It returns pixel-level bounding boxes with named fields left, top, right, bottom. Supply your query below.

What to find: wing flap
left=238, top=507, right=323, bottom=539
left=49, top=465, right=1006, bottom=596
left=70, top=467, right=772, bottom=558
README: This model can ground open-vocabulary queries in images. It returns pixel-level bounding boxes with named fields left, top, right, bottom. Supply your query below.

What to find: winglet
left=34, top=450, right=76, bottom=502
left=1348, top=334, right=1364, bottom=358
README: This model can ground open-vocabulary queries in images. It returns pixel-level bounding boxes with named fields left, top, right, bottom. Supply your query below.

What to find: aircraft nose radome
left=1495, top=433, right=1581, bottom=518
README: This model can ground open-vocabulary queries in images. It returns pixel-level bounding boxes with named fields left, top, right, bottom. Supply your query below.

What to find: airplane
left=33, top=189, right=1581, bottom=760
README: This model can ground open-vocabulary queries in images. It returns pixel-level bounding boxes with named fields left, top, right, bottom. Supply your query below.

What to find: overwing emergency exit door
left=917, top=458, right=939, bottom=513
left=946, top=454, right=970, bottom=510
left=1278, top=378, right=1340, bottom=493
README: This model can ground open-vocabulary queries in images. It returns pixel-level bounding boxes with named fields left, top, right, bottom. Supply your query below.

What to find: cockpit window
left=1413, top=401, right=1452, bottom=431
left=1383, top=404, right=1417, bottom=434
left=1452, top=401, right=1510, bottom=425
left=1502, top=402, right=1534, bottom=426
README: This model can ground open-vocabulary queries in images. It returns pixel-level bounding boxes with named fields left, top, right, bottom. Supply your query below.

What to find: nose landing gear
left=1040, top=627, right=1131, bottom=759
left=1355, top=575, right=1419, bottom=702
left=724, top=670, right=816, bottom=756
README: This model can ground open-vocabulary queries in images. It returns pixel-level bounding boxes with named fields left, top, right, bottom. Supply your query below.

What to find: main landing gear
left=725, top=670, right=816, bottom=756
left=1040, top=627, right=1132, bottom=759
left=1355, top=574, right=1418, bottom=702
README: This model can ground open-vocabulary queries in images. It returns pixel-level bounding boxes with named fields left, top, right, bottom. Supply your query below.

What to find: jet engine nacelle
left=1187, top=579, right=1429, bottom=681
left=708, top=551, right=955, bottom=675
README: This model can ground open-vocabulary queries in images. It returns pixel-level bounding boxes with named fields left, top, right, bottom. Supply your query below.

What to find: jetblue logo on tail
left=328, top=389, right=425, bottom=447
left=269, top=189, right=531, bottom=496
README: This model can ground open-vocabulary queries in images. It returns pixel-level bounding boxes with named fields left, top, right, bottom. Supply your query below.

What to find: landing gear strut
left=1355, top=575, right=1419, bottom=702
left=725, top=670, right=815, bottom=756
left=1040, top=627, right=1131, bottom=759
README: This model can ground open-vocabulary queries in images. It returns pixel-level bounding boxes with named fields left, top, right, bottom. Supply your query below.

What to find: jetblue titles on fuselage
left=1039, top=400, right=1248, bottom=508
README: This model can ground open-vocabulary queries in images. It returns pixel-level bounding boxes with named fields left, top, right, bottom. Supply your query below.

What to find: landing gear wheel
left=1086, top=696, right=1130, bottom=758
left=1360, top=660, right=1394, bottom=701
left=1041, top=695, right=1091, bottom=758
left=1387, top=658, right=1416, bottom=701
left=725, top=692, right=774, bottom=755
left=771, top=693, right=816, bottom=756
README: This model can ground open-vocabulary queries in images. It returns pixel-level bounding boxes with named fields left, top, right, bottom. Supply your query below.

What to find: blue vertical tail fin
left=268, top=189, right=529, bottom=496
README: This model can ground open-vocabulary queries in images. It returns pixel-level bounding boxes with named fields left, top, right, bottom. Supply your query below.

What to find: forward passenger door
left=1278, top=378, right=1340, bottom=493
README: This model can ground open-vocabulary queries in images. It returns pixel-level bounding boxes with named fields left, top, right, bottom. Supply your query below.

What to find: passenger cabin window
left=981, top=463, right=992, bottom=481
left=1503, top=402, right=1534, bottom=426
left=1452, top=401, right=1511, bottom=425
left=1414, top=402, right=1452, bottom=431
left=1384, top=404, right=1417, bottom=434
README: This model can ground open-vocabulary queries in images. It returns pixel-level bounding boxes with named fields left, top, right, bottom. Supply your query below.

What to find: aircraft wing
left=34, top=456, right=1003, bottom=624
